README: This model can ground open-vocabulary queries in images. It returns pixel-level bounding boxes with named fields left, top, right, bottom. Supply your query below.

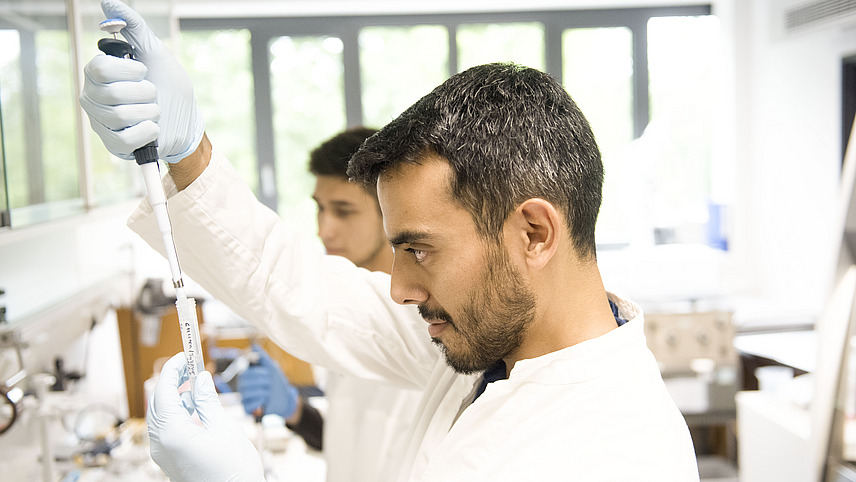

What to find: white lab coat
left=323, top=374, right=422, bottom=481
left=129, top=150, right=699, bottom=481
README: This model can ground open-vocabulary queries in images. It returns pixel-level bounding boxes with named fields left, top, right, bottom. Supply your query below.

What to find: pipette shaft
left=138, top=134, right=204, bottom=395
left=140, top=163, right=184, bottom=294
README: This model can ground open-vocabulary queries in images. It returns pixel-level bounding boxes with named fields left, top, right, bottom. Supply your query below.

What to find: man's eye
left=335, top=209, right=355, bottom=218
left=405, top=248, right=427, bottom=263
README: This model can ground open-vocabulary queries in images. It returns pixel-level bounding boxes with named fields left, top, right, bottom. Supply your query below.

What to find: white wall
left=718, top=0, right=856, bottom=328
left=0, top=200, right=165, bottom=375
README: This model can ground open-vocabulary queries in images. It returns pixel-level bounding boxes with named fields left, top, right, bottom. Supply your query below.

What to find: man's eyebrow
left=312, top=197, right=356, bottom=207
left=388, top=230, right=433, bottom=247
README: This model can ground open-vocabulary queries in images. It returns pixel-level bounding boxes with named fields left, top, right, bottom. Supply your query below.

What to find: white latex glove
left=147, top=353, right=265, bottom=482
left=79, top=0, right=203, bottom=163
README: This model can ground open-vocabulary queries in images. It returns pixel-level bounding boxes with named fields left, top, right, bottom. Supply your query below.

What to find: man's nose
left=317, top=213, right=335, bottom=242
left=389, top=259, right=428, bottom=306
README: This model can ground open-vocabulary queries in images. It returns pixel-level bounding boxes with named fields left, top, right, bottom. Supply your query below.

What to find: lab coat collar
left=505, top=292, right=646, bottom=386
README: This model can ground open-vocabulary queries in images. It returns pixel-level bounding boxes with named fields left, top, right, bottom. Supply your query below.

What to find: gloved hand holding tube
left=237, top=344, right=300, bottom=421
left=79, top=0, right=203, bottom=163
left=148, top=353, right=264, bottom=482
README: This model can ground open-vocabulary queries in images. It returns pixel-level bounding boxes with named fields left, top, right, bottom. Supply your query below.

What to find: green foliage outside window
left=0, top=30, right=25, bottom=210
left=457, top=22, right=545, bottom=71
left=270, top=35, right=347, bottom=235
left=360, top=26, right=449, bottom=127
left=563, top=27, right=635, bottom=245
left=36, top=30, right=79, bottom=205
left=180, top=29, right=257, bottom=194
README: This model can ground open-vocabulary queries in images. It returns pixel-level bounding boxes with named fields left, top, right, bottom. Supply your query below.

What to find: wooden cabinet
left=117, top=304, right=316, bottom=418
left=116, top=305, right=208, bottom=418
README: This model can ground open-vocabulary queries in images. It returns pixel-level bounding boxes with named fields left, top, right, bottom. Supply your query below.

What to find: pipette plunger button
left=99, top=18, right=127, bottom=37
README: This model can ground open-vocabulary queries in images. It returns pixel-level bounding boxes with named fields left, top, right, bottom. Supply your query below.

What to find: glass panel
left=270, top=35, right=346, bottom=235
left=563, top=27, right=634, bottom=246
left=37, top=30, right=79, bottom=205
left=360, top=25, right=448, bottom=127
left=457, top=22, right=545, bottom=71
left=0, top=5, right=85, bottom=226
left=648, top=15, right=722, bottom=246
left=180, top=29, right=256, bottom=193
left=0, top=28, right=23, bottom=224
left=0, top=73, right=7, bottom=228
left=0, top=0, right=171, bottom=227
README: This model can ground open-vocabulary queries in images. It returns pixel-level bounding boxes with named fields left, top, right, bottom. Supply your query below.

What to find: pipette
left=98, top=18, right=205, bottom=397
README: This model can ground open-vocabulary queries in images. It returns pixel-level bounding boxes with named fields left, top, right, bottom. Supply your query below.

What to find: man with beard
left=81, top=1, right=699, bottom=480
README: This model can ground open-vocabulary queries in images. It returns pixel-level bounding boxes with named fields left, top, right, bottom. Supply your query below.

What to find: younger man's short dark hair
left=309, top=126, right=379, bottom=180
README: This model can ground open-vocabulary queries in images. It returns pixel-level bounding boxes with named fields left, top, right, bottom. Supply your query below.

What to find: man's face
left=313, top=175, right=389, bottom=271
left=378, top=154, right=536, bottom=374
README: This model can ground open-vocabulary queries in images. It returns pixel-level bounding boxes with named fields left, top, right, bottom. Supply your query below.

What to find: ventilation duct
left=783, top=0, right=856, bottom=35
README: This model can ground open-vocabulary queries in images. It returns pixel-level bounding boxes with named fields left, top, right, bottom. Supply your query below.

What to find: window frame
left=0, top=0, right=173, bottom=231
left=0, top=15, right=80, bottom=226
left=179, top=5, right=712, bottom=211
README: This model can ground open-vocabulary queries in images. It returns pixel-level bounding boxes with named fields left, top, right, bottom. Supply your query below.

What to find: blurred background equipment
left=645, top=310, right=739, bottom=480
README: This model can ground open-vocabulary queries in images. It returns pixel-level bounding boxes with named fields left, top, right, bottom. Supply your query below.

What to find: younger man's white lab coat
left=323, top=372, right=423, bottom=481
left=129, top=150, right=700, bottom=481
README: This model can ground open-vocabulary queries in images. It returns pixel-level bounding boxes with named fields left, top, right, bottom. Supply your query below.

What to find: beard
left=419, top=245, right=536, bottom=375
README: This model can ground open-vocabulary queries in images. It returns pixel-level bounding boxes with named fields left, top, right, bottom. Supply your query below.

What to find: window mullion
left=448, top=23, right=458, bottom=77
left=630, top=17, right=649, bottom=139
left=544, top=20, right=563, bottom=82
left=343, top=25, right=363, bottom=128
left=250, top=30, right=278, bottom=211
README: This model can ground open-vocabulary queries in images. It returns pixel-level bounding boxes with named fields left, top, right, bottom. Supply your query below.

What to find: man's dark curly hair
left=348, top=63, right=603, bottom=259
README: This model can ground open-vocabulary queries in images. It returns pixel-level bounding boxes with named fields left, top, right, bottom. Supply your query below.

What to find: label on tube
left=176, top=297, right=204, bottom=381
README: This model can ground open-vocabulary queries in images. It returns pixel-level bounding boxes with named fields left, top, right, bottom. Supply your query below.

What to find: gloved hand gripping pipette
left=97, top=18, right=204, bottom=395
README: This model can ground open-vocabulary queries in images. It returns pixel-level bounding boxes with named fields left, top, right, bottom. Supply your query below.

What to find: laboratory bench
left=0, top=286, right=831, bottom=481
left=61, top=404, right=326, bottom=482
left=733, top=328, right=818, bottom=482
left=645, top=309, right=819, bottom=481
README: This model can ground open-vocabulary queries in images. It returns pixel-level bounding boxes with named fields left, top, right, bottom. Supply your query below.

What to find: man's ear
left=509, top=199, right=561, bottom=270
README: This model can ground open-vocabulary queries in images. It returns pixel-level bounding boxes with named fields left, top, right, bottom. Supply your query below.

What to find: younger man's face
left=313, top=175, right=389, bottom=272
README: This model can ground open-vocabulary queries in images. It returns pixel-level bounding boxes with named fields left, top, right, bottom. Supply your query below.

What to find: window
left=1, top=25, right=83, bottom=226
left=0, top=4, right=718, bottom=240
left=270, top=35, right=347, bottom=233
left=0, top=77, right=7, bottom=227
left=360, top=26, right=449, bottom=127
left=457, top=22, right=545, bottom=71
left=0, top=29, right=25, bottom=218
left=180, top=29, right=256, bottom=193
left=178, top=5, right=717, bottom=248
left=0, top=0, right=172, bottom=229
left=647, top=15, right=723, bottom=246
left=563, top=27, right=635, bottom=246
left=38, top=30, right=80, bottom=205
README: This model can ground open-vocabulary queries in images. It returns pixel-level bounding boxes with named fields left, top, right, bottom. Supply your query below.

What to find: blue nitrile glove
left=79, top=0, right=204, bottom=163
left=147, top=353, right=264, bottom=482
left=237, top=344, right=299, bottom=419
